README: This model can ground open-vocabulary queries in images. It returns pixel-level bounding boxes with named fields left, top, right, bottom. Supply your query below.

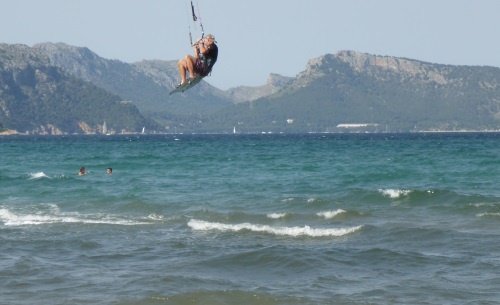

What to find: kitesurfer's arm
left=193, top=37, right=211, bottom=57
left=198, top=38, right=209, bottom=55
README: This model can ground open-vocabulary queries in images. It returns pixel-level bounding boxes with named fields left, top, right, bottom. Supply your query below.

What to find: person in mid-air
left=176, top=34, right=218, bottom=87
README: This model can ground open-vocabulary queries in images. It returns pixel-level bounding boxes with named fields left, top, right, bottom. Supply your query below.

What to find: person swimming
left=78, top=167, right=87, bottom=176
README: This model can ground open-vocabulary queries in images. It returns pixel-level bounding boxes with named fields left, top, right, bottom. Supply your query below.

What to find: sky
left=2, top=0, right=500, bottom=89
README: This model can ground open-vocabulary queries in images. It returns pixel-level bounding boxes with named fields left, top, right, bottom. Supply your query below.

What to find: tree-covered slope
left=0, top=43, right=154, bottom=134
left=204, top=51, right=500, bottom=133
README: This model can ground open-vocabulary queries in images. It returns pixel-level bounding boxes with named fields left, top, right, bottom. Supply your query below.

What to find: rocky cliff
left=3, top=43, right=500, bottom=134
left=203, top=50, right=500, bottom=132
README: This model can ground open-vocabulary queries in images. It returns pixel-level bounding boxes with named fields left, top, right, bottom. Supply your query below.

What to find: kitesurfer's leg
left=177, top=55, right=197, bottom=86
left=184, top=55, right=197, bottom=80
left=177, top=58, right=188, bottom=85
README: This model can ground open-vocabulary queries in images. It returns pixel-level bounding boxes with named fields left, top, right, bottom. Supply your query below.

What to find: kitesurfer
left=176, top=34, right=218, bottom=87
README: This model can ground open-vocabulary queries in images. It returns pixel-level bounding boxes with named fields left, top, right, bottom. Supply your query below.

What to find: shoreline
left=3, top=129, right=500, bottom=137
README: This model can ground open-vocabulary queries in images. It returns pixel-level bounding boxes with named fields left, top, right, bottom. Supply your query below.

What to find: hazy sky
left=2, top=0, right=500, bottom=89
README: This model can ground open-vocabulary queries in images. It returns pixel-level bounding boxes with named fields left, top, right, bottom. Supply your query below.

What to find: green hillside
left=0, top=44, right=155, bottom=134
left=3, top=44, right=500, bottom=134
left=203, top=51, right=500, bottom=133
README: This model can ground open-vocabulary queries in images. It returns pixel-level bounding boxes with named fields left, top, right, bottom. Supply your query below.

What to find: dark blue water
left=1, top=133, right=500, bottom=304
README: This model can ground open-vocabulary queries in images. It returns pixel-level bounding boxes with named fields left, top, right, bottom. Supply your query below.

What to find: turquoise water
left=1, top=133, right=500, bottom=304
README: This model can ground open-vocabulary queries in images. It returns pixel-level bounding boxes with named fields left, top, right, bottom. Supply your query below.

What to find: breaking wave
left=28, top=172, right=50, bottom=180
left=477, top=212, right=500, bottom=218
left=187, top=219, right=362, bottom=237
left=316, top=209, right=346, bottom=219
left=378, top=188, right=412, bottom=199
left=0, top=206, right=152, bottom=226
left=266, top=212, right=288, bottom=219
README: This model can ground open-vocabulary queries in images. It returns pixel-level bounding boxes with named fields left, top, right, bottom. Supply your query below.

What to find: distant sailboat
left=233, top=126, right=236, bottom=134
left=141, top=127, right=146, bottom=134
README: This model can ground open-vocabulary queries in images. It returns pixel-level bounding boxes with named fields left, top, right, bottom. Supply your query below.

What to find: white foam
left=477, top=212, right=500, bottom=218
left=307, top=198, right=316, bottom=203
left=317, top=209, right=346, bottom=219
left=188, top=219, right=362, bottom=237
left=378, top=188, right=411, bottom=199
left=471, top=203, right=495, bottom=208
left=28, top=172, right=50, bottom=180
left=0, top=207, right=150, bottom=226
left=267, top=212, right=287, bottom=219
left=147, top=213, right=165, bottom=221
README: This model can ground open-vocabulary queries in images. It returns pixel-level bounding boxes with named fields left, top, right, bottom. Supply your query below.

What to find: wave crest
left=316, top=209, right=346, bottom=219
left=266, top=212, right=287, bottom=219
left=28, top=172, right=50, bottom=180
left=0, top=207, right=152, bottom=226
left=378, top=188, right=412, bottom=199
left=477, top=212, right=500, bottom=218
left=188, top=219, right=362, bottom=237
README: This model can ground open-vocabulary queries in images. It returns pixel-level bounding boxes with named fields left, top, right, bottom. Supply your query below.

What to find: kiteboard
left=169, top=76, right=203, bottom=95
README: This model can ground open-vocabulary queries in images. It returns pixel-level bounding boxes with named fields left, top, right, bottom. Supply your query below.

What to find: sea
left=1, top=133, right=500, bottom=305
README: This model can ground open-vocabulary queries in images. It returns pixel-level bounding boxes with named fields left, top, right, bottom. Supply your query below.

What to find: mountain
left=32, top=43, right=233, bottom=130
left=225, top=73, right=293, bottom=103
left=0, top=43, right=154, bottom=135
left=203, top=50, right=500, bottom=133
left=3, top=43, right=500, bottom=134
